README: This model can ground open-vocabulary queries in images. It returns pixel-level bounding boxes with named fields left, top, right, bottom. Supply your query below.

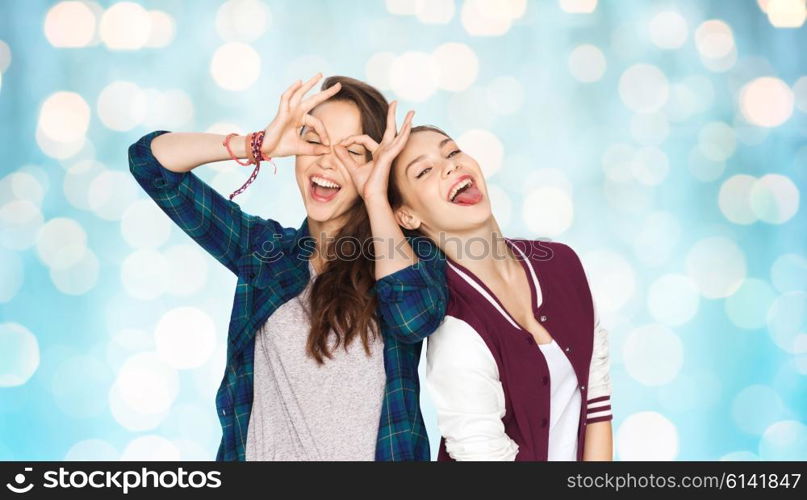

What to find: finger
left=281, top=79, right=302, bottom=99
left=389, top=114, right=415, bottom=155
left=291, top=72, right=323, bottom=108
left=333, top=144, right=359, bottom=169
left=397, top=110, right=415, bottom=137
left=340, top=134, right=379, bottom=154
left=300, top=142, right=331, bottom=156
left=391, top=111, right=414, bottom=146
left=382, top=100, right=398, bottom=143
left=279, top=80, right=303, bottom=112
left=303, top=113, right=331, bottom=146
left=301, top=81, right=342, bottom=113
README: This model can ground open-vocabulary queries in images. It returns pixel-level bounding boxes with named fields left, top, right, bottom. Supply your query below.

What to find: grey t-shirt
left=245, top=260, right=386, bottom=461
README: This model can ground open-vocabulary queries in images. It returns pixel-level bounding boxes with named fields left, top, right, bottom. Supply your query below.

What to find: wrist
left=243, top=134, right=257, bottom=163
left=222, top=133, right=254, bottom=166
left=259, top=130, right=278, bottom=159
left=364, top=193, right=393, bottom=210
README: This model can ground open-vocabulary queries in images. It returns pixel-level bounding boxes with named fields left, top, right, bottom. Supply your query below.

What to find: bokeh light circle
left=0, top=323, right=40, bottom=387
left=623, top=324, right=684, bottom=386
left=685, top=236, right=747, bottom=299
left=616, top=411, right=679, bottom=460
left=154, top=307, right=217, bottom=369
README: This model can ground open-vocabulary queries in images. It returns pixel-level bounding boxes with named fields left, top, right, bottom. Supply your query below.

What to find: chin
left=305, top=205, right=339, bottom=222
left=440, top=202, right=491, bottom=231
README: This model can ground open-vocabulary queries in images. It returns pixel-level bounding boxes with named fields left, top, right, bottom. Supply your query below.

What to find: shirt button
left=541, top=417, right=548, bottom=428
left=580, top=385, right=586, bottom=391
left=539, top=315, right=547, bottom=322
left=565, top=346, right=571, bottom=352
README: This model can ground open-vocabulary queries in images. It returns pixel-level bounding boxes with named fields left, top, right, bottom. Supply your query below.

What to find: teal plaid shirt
left=128, top=130, right=447, bottom=461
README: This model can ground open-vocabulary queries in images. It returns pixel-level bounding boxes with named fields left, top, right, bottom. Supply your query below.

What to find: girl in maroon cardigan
left=379, top=125, right=613, bottom=461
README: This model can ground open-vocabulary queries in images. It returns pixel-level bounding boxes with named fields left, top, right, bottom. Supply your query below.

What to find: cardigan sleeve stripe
left=586, top=395, right=611, bottom=405
left=586, top=412, right=613, bottom=424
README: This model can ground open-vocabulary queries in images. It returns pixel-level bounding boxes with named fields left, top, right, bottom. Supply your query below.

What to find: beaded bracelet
left=227, top=131, right=277, bottom=200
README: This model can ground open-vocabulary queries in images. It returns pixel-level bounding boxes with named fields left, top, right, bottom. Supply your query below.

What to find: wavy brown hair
left=305, top=76, right=388, bottom=364
left=387, top=124, right=452, bottom=239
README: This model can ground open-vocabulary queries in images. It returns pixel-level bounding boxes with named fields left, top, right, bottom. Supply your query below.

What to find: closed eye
left=308, top=139, right=361, bottom=156
left=448, top=149, right=460, bottom=158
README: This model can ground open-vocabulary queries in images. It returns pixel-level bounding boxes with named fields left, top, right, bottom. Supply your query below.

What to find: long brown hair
left=387, top=124, right=451, bottom=239
left=306, top=75, right=388, bottom=364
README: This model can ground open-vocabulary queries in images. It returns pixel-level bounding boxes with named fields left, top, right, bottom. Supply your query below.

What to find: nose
left=441, top=157, right=461, bottom=178
left=317, top=146, right=339, bottom=170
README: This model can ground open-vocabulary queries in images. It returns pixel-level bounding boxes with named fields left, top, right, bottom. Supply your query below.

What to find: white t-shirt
left=537, top=339, right=581, bottom=460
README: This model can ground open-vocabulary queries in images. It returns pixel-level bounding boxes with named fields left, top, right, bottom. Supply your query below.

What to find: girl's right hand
left=260, top=73, right=341, bottom=159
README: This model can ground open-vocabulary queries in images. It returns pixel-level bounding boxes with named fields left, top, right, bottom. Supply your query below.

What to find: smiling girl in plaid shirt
left=129, top=73, right=446, bottom=461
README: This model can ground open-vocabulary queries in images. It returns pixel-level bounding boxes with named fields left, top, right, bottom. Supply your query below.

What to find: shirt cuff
left=585, top=394, right=612, bottom=424
left=373, top=260, right=438, bottom=304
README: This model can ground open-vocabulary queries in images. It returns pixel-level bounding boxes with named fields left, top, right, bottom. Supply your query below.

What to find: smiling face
left=390, top=129, right=492, bottom=238
left=294, top=99, right=369, bottom=223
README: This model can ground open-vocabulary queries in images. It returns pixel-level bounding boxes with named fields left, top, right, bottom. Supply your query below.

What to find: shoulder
left=444, top=280, right=488, bottom=329
left=430, top=314, right=482, bottom=344
left=408, top=233, right=447, bottom=276
left=247, top=218, right=293, bottom=253
left=427, top=314, right=496, bottom=372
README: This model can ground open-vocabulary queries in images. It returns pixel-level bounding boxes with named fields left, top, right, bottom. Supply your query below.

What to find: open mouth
left=447, top=175, right=483, bottom=206
left=309, top=175, right=342, bottom=203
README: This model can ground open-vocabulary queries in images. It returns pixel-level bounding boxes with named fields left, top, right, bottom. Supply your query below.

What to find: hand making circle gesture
left=333, top=100, right=415, bottom=203
left=260, top=73, right=341, bottom=158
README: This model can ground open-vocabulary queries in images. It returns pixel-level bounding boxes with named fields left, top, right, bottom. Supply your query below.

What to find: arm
left=128, top=130, right=281, bottom=275
left=334, top=102, right=447, bottom=343
left=372, top=235, right=447, bottom=344
left=128, top=74, right=340, bottom=276
left=334, top=101, right=421, bottom=280
left=424, top=316, right=519, bottom=461
left=583, top=291, right=614, bottom=461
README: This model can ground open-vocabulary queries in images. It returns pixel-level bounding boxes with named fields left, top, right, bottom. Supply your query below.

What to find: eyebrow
left=301, top=127, right=365, bottom=150
left=405, top=137, right=454, bottom=176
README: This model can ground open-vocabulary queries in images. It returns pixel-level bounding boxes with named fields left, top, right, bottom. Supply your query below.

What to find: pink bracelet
left=222, top=133, right=254, bottom=166
left=228, top=131, right=277, bottom=200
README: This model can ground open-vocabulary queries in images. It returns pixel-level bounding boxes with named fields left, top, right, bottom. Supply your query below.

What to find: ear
left=394, top=206, right=421, bottom=231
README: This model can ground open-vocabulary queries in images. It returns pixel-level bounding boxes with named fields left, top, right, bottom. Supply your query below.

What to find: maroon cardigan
left=436, top=239, right=605, bottom=461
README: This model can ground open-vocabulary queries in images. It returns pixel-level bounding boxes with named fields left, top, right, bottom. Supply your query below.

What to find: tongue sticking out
left=452, top=184, right=483, bottom=205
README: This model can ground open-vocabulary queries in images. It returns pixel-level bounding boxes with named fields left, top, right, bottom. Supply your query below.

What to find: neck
left=429, top=217, right=520, bottom=282
left=306, top=214, right=348, bottom=273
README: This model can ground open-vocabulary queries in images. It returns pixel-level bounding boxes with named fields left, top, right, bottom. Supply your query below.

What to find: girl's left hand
left=333, top=101, right=414, bottom=203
